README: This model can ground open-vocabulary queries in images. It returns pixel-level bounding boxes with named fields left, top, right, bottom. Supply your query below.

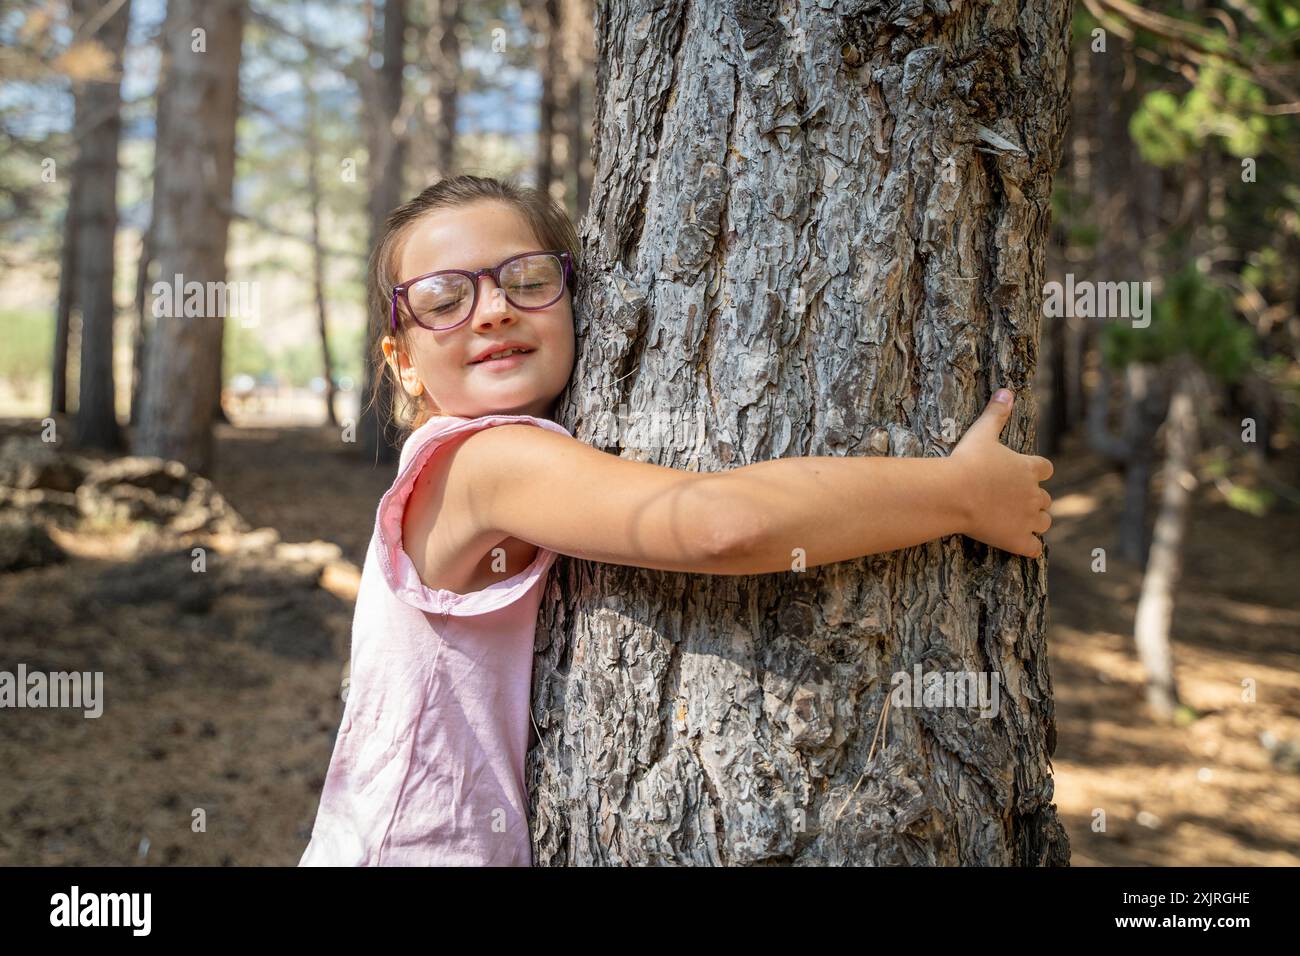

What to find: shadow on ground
left=0, top=419, right=1296, bottom=865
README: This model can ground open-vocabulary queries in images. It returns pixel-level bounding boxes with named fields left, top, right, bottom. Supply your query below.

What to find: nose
left=470, top=274, right=515, bottom=331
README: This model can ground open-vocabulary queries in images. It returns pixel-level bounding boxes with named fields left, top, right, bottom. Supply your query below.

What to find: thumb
left=962, top=388, right=1014, bottom=444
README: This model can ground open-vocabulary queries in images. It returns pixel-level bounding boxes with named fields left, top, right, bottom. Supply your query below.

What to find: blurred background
left=0, top=0, right=1297, bottom=866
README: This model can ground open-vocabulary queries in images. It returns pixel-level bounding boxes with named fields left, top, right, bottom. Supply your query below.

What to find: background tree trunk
left=532, top=0, right=1073, bottom=865
left=129, top=213, right=153, bottom=426
left=134, top=0, right=245, bottom=476
left=532, top=0, right=562, bottom=200
left=1036, top=310, right=1069, bottom=458
left=357, top=0, right=407, bottom=467
left=1133, top=358, right=1200, bottom=722
left=563, top=0, right=594, bottom=222
left=130, top=40, right=174, bottom=429
left=1116, top=362, right=1168, bottom=564
left=303, top=35, right=338, bottom=427
left=51, top=173, right=79, bottom=419
left=425, top=0, right=462, bottom=181
left=71, top=0, right=131, bottom=452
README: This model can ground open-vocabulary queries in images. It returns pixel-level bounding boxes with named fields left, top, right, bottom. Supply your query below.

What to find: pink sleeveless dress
left=298, top=413, right=571, bottom=866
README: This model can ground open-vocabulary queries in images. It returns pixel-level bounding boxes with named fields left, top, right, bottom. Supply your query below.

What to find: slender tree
left=424, top=0, right=462, bottom=180
left=563, top=0, right=593, bottom=221
left=130, top=50, right=171, bottom=428
left=357, top=0, right=408, bottom=465
left=532, top=0, right=561, bottom=200
left=70, top=0, right=132, bottom=451
left=303, top=55, right=337, bottom=426
left=1133, top=356, right=1200, bottom=721
left=134, top=0, right=246, bottom=475
left=50, top=172, right=79, bottom=418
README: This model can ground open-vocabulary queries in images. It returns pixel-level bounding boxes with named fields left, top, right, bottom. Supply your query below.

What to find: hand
left=949, top=388, right=1054, bottom=557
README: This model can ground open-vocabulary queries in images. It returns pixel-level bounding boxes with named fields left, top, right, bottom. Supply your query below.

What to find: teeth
left=482, top=348, right=528, bottom=361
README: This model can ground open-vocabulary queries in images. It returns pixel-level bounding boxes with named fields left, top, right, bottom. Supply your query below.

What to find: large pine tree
left=531, top=0, right=1074, bottom=865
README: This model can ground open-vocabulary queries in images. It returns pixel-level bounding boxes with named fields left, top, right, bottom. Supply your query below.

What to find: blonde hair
left=363, top=174, right=581, bottom=440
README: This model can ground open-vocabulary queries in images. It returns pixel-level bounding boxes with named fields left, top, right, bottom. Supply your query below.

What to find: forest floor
left=1044, top=433, right=1300, bottom=866
left=0, top=418, right=1296, bottom=866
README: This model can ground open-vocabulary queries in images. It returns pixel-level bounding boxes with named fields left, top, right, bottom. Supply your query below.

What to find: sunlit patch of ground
left=1, top=419, right=1296, bottom=865
left=1046, top=433, right=1300, bottom=866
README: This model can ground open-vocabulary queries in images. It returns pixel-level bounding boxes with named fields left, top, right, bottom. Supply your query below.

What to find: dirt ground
left=1044, top=435, right=1300, bottom=866
left=0, top=419, right=1296, bottom=866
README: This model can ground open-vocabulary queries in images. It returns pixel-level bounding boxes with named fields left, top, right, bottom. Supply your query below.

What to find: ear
left=381, top=336, right=425, bottom=397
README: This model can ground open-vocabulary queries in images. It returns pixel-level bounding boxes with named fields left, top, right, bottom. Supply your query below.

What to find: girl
left=298, top=174, right=1054, bottom=866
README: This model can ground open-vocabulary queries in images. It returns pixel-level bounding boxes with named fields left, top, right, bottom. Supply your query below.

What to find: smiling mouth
left=471, top=348, right=535, bottom=364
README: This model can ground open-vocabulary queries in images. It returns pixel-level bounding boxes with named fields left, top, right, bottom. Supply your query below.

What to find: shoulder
left=371, top=414, right=574, bottom=615
left=398, top=413, right=570, bottom=472
left=444, top=415, right=577, bottom=475
left=398, top=414, right=573, bottom=538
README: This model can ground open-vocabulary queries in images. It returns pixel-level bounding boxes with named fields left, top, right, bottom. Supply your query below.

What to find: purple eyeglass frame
left=389, top=250, right=576, bottom=332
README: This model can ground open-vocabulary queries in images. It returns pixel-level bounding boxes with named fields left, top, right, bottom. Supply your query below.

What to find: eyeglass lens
left=405, top=254, right=565, bottom=330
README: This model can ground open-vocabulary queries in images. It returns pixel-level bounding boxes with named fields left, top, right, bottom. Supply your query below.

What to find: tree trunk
left=1061, top=39, right=1090, bottom=433
left=564, top=0, right=594, bottom=222
left=1133, top=359, right=1200, bottom=722
left=131, top=43, right=176, bottom=429
left=303, top=39, right=338, bottom=427
left=358, top=0, right=407, bottom=467
left=1115, top=362, right=1169, bottom=564
left=129, top=221, right=152, bottom=427
left=1036, top=290, right=1068, bottom=458
left=134, top=0, right=245, bottom=476
left=51, top=172, right=79, bottom=418
left=532, top=0, right=1073, bottom=866
left=1086, top=358, right=1124, bottom=461
left=129, top=205, right=158, bottom=428
left=534, top=0, right=562, bottom=200
left=425, top=0, right=461, bottom=180
left=71, top=0, right=131, bottom=452
left=1037, top=83, right=1070, bottom=460
left=212, top=375, right=231, bottom=424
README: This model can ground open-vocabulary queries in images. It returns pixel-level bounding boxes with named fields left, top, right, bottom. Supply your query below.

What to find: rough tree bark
left=532, top=0, right=1073, bottom=865
left=134, top=0, right=245, bottom=475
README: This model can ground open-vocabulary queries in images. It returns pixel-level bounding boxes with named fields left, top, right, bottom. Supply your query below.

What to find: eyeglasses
left=390, top=250, right=576, bottom=332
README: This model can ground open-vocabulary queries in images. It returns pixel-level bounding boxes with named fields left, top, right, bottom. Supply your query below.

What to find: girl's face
left=381, top=199, right=576, bottom=420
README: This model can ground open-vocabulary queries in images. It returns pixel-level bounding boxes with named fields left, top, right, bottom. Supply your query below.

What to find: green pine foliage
left=1102, top=266, right=1255, bottom=384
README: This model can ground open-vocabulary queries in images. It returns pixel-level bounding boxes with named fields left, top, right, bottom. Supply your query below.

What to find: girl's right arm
left=444, top=390, right=1052, bottom=576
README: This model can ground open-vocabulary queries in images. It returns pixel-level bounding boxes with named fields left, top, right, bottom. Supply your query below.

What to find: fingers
left=1032, top=455, right=1054, bottom=481
left=1016, top=512, right=1051, bottom=557
left=1021, top=534, right=1045, bottom=558
left=964, top=390, right=1015, bottom=445
left=1006, top=510, right=1052, bottom=559
left=987, top=389, right=1014, bottom=427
